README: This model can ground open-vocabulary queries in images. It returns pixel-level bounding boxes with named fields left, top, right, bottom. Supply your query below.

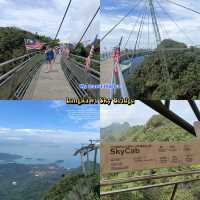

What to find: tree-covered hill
left=0, top=27, right=59, bottom=63
left=122, top=114, right=194, bottom=142
left=126, top=39, right=200, bottom=99
left=0, top=162, right=100, bottom=200
left=157, top=39, right=187, bottom=49
left=0, top=163, right=66, bottom=200
left=102, top=114, right=194, bottom=142
left=101, top=122, right=130, bottom=141
left=43, top=173, right=100, bottom=200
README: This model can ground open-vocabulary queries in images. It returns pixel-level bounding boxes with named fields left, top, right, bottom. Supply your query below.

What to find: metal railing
left=103, top=47, right=197, bottom=98
left=100, top=169, right=200, bottom=200
left=109, top=61, right=129, bottom=98
left=61, top=54, right=100, bottom=98
left=0, top=52, right=36, bottom=76
left=0, top=52, right=44, bottom=99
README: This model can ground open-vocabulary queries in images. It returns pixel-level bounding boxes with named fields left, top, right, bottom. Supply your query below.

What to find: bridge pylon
left=148, top=0, right=162, bottom=45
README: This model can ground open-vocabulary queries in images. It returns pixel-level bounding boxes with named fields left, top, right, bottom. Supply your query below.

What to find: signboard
left=101, top=140, right=200, bottom=175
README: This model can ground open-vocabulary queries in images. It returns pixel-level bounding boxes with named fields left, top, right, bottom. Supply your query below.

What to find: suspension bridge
left=0, top=1, right=100, bottom=99
left=100, top=0, right=200, bottom=99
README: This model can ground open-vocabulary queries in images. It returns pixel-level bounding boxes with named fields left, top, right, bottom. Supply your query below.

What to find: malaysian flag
left=113, top=48, right=120, bottom=74
left=113, top=36, right=123, bottom=74
left=85, top=35, right=98, bottom=71
left=24, top=39, right=44, bottom=50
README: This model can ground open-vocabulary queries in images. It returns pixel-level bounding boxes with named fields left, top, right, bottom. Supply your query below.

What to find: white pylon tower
left=148, top=0, right=162, bottom=45
left=148, top=0, right=173, bottom=96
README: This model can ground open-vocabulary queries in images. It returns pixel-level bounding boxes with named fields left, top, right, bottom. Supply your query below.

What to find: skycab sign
left=101, top=140, right=200, bottom=175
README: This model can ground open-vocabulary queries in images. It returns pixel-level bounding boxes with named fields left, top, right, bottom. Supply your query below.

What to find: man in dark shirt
left=45, top=47, right=54, bottom=72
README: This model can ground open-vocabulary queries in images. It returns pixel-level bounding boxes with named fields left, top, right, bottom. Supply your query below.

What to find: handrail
left=69, top=57, right=100, bottom=78
left=0, top=58, right=32, bottom=82
left=0, top=52, right=38, bottom=67
left=101, top=169, right=200, bottom=186
left=70, top=53, right=100, bottom=64
left=61, top=55, right=100, bottom=98
left=110, top=63, right=129, bottom=98
left=100, top=177, right=200, bottom=196
left=0, top=53, right=44, bottom=99
left=109, top=69, right=114, bottom=98
left=118, top=64, right=129, bottom=97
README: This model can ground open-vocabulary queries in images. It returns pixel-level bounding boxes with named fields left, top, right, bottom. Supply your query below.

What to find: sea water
left=0, top=141, right=95, bottom=169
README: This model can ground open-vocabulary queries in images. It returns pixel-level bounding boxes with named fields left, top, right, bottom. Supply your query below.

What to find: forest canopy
left=0, top=26, right=100, bottom=71
left=0, top=27, right=60, bottom=63
left=126, top=39, right=200, bottom=99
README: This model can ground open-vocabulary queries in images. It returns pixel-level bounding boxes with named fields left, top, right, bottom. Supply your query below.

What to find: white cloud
left=0, top=127, right=99, bottom=143
left=101, top=0, right=200, bottom=49
left=0, top=0, right=7, bottom=4
left=100, top=101, right=157, bottom=127
left=50, top=100, right=66, bottom=109
left=0, top=0, right=99, bottom=43
left=0, top=128, right=11, bottom=134
left=100, top=100, right=200, bottom=128
left=83, top=120, right=100, bottom=129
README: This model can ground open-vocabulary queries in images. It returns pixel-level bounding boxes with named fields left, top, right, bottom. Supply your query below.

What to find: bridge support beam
left=141, top=100, right=196, bottom=136
left=188, top=100, right=200, bottom=121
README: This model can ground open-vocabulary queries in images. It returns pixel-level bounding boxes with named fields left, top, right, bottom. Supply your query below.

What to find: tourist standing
left=45, top=47, right=54, bottom=73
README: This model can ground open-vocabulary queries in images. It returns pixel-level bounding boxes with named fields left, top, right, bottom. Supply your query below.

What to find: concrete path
left=100, top=58, right=114, bottom=97
left=24, top=56, right=76, bottom=99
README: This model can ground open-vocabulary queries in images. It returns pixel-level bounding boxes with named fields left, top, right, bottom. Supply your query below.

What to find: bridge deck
left=100, top=58, right=114, bottom=97
left=24, top=56, right=76, bottom=99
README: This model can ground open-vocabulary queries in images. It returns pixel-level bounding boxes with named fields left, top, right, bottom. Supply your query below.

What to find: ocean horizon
left=0, top=142, right=82, bottom=169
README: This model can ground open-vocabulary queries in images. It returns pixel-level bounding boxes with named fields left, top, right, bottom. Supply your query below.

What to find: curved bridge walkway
left=24, top=56, right=76, bottom=99
left=100, top=58, right=114, bottom=97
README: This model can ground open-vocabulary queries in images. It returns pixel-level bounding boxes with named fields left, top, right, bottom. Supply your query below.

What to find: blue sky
left=0, top=100, right=100, bottom=144
left=101, top=100, right=200, bottom=129
left=101, top=0, right=200, bottom=50
left=0, top=0, right=99, bottom=43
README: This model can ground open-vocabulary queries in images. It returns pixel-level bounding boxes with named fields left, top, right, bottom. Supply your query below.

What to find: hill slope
left=0, top=163, right=66, bottom=200
left=0, top=27, right=58, bottom=63
left=43, top=173, right=100, bottom=200
left=102, top=114, right=194, bottom=142
left=126, top=39, right=200, bottom=99
left=101, top=122, right=130, bottom=141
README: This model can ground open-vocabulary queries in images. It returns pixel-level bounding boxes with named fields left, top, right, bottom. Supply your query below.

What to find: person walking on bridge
left=53, top=48, right=57, bottom=64
left=45, top=47, right=55, bottom=73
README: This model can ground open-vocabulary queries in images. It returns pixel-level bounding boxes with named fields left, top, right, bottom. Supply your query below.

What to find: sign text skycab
left=101, top=140, right=200, bottom=175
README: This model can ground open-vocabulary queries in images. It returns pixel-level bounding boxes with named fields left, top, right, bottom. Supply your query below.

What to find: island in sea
left=0, top=152, right=99, bottom=200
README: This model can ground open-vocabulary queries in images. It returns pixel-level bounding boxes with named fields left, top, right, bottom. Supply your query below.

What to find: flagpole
left=85, top=35, right=98, bottom=71
left=24, top=39, right=29, bottom=54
